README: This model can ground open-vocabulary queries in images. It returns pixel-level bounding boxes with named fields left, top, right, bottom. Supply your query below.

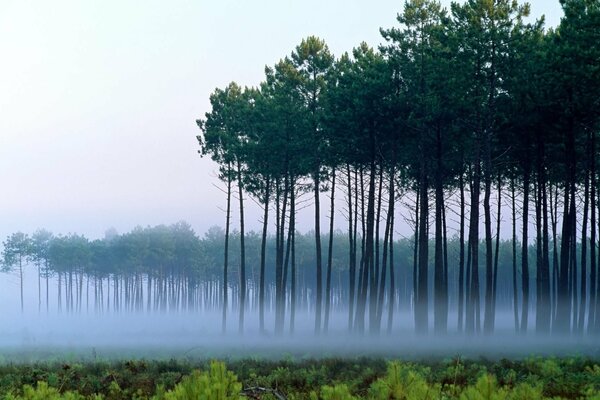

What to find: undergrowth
left=0, top=357, right=598, bottom=399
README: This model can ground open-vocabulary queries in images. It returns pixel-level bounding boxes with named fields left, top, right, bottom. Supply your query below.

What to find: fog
left=0, top=1, right=577, bottom=363
left=1, top=310, right=597, bottom=362
left=0, top=270, right=595, bottom=362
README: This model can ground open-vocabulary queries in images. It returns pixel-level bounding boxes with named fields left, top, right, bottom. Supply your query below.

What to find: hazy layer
left=0, top=310, right=596, bottom=363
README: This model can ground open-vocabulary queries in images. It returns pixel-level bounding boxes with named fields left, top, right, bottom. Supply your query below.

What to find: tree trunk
left=521, top=170, right=530, bottom=334
left=579, top=156, right=590, bottom=334
left=289, top=188, right=297, bottom=335
left=347, top=164, right=356, bottom=332
left=237, top=160, right=246, bottom=334
left=259, top=177, right=270, bottom=334
left=386, top=164, right=396, bottom=334
left=589, top=132, right=597, bottom=333
left=416, top=161, right=429, bottom=334
left=314, top=169, right=323, bottom=335
left=222, top=164, right=232, bottom=334
left=324, top=169, right=336, bottom=334
left=491, top=177, right=501, bottom=332
left=434, top=127, right=446, bottom=335
left=511, top=178, right=519, bottom=332
left=458, top=172, right=466, bottom=333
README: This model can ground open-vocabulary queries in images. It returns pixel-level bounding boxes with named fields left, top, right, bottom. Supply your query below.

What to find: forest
left=3, top=0, right=600, bottom=399
left=1, top=223, right=592, bottom=336
left=3, top=0, right=599, bottom=341
left=196, top=0, right=600, bottom=337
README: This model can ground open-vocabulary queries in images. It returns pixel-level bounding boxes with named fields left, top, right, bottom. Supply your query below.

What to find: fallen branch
left=242, top=386, right=287, bottom=400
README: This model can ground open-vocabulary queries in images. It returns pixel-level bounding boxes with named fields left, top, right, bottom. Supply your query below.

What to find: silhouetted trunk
left=347, top=164, right=356, bottom=331
left=386, top=163, right=396, bottom=334
left=596, top=174, right=600, bottom=332
left=355, top=168, right=368, bottom=332
left=550, top=183, right=560, bottom=326
left=557, top=122, right=576, bottom=334
left=259, top=177, right=270, bottom=334
left=275, top=174, right=289, bottom=335
left=491, top=177, right=501, bottom=332
left=236, top=160, right=246, bottom=334
left=364, top=158, right=376, bottom=334
left=324, top=169, right=336, bottom=334
left=413, top=190, right=419, bottom=331
left=289, top=189, right=297, bottom=335
left=416, top=160, right=429, bottom=334
left=521, top=169, right=530, bottom=334
left=589, top=132, right=597, bottom=333
left=370, top=165, right=383, bottom=333
left=222, top=166, right=232, bottom=334
left=511, top=177, right=519, bottom=332
left=483, top=138, right=494, bottom=335
left=314, top=168, right=323, bottom=335
left=434, top=127, right=446, bottom=335
left=458, top=172, right=466, bottom=333
left=536, top=140, right=552, bottom=334
left=377, top=164, right=395, bottom=332
left=281, top=178, right=294, bottom=333
left=579, top=159, right=590, bottom=334
left=466, top=155, right=481, bottom=335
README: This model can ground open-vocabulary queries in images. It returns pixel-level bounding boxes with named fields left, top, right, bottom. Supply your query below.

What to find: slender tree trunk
left=458, top=172, right=466, bottom=333
left=314, top=169, right=323, bottom=335
left=579, top=160, right=590, bottom=334
left=19, top=257, right=24, bottom=313
left=483, top=154, right=494, bottom=335
left=466, top=157, right=482, bottom=335
left=289, top=188, right=297, bottom=335
left=491, top=177, right=501, bottom=332
left=386, top=165, right=396, bottom=334
left=355, top=168, right=369, bottom=332
left=237, top=160, right=246, bottom=334
left=259, top=177, right=270, bottom=334
left=521, top=170, right=530, bottom=334
left=370, top=165, right=384, bottom=333
left=347, top=164, right=356, bottom=331
left=434, top=127, right=446, bottom=334
left=511, top=177, right=519, bottom=332
left=364, top=158, right=377, bottom=334
left=589, top=132, right=597, bottom=333
left=45, top=261, right=49, bottom=314
left=377, top=165, right=395, bottom=331
left=282, top=179, right=295, bottom=333
left=222, top=165, right=232, bottom=334
left=416, top=161, right=429, bottom=334
left=413, top=190, right=420, bottom=331
left=324, top=169, right=336, bottom=333
left=38, top=263, right=41, bottom=314
left=550, top=183, right=560, bottom=326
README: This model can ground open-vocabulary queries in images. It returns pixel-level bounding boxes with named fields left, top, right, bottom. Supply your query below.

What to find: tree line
left=197, top=0, right=600, bottom=336
left=0, top=223, right=560, bottom=328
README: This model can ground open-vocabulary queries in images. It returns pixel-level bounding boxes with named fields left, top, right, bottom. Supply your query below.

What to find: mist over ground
left=1, top=308, right=597, bottom=362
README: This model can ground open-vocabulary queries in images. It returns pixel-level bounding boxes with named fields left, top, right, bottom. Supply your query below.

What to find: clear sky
left=0, top=0, right=563, bottom=241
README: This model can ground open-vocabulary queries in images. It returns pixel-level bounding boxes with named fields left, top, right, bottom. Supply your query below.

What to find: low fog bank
left=0, top=310, right=598, bottom=362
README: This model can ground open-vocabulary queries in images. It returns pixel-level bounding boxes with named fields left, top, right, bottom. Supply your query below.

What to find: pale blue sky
left=0, top=1, right=562, bottom=241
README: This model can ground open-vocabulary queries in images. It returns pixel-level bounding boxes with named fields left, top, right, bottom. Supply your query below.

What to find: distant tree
left=2, top=232, right=32, bottom=313
left=30, top=229, right=53, bottom=313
